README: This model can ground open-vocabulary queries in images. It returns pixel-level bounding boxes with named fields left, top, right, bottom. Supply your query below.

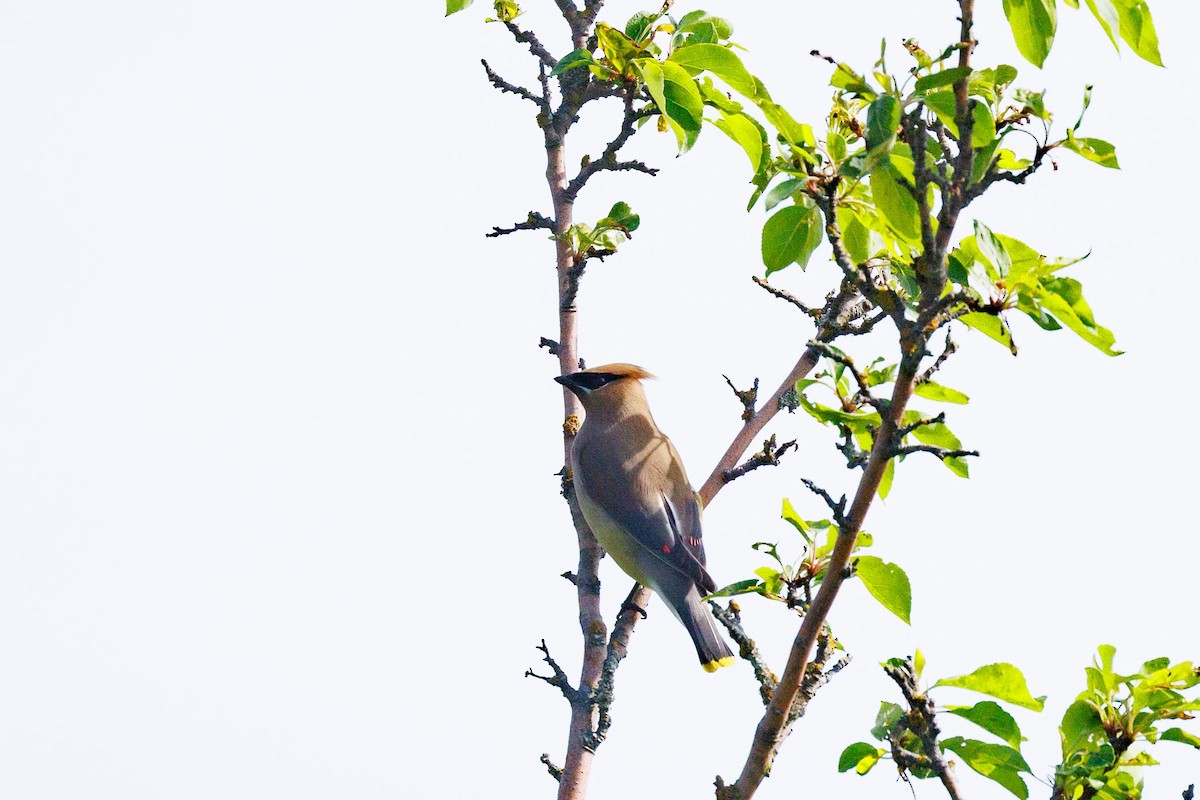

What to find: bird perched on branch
left=555, top=363, right=735, bottom=672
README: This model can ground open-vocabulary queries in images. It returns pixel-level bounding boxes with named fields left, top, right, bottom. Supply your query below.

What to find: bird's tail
left=671, top=586, right=736, bottom=673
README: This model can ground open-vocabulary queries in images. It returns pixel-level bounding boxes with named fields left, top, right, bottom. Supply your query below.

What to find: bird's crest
left=583, top=363, right=655, bottom=381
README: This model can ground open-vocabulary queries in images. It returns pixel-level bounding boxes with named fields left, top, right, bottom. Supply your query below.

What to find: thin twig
left=721, top=435, right=797, bottom=484
left=481, top=60, right=547, bottom=110
left=711, top=601, right=778, bottom=706
left=565, top=90, right=658, bottom=201
left=917, top=330, right=958, bottom=384
left=800, top=478, right=847, bottom=527
left=752, top=276, right=819, bottom=318
left=525, top=639, right=580, bottom=704
left=488, top=211, right=555, bottom=237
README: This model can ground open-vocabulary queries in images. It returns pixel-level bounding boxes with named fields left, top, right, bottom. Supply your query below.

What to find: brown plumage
left=555, top=363, right=735, bottom=672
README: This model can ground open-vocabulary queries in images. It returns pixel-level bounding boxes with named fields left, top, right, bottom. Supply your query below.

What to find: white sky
left=1, top=1, right=1197, bottom=798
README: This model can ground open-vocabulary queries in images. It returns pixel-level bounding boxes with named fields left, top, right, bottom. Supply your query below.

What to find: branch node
left=723, top=374, right=760, bottom=421
left=539, top=753, right=563, bottom=782
left=800, top=478, right=848, bottom=527
left=525, top=638, right=579, bottom=703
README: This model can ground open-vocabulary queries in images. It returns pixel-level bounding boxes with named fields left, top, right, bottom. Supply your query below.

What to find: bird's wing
left=574, top=425, right=714, bottom=593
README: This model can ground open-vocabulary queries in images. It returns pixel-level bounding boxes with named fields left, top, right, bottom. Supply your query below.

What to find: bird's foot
left=620, top=600, right=648, bottom=619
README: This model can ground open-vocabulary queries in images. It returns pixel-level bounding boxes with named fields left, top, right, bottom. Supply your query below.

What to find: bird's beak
left=555, top=373, right=583, bottom=395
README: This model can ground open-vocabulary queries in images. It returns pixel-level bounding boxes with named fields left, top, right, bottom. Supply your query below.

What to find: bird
left=555, top=363, right=736, bottom=672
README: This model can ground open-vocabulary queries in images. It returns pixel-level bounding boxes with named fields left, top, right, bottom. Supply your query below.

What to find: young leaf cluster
left=709, top=498, right=912, bottom=627
left=1054, top=646, right=1200, bottom=800
left=841, top=655, right=1045, bottom=799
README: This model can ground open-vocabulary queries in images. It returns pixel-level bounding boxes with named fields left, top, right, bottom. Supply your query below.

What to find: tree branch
left=721, top=435, right=797, bottom=485
left=481, top=59, right=549, bottom=110
left=564, top=90, right=658, bottom=201
left=723, top=358, right=920, bottom=798
left=711, top=601, right=778, bottom=706
left=502, top=20, right=557, bottom=69
left=583, top=583, right=653, bottom=751
left=488, top=211, right=555, bottom=237
left=751, top=276, right=820, bottom=319
left=883, top=657, right=965, bottom=800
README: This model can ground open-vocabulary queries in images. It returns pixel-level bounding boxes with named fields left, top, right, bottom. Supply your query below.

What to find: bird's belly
left=574, top=481, right=652, bottom=587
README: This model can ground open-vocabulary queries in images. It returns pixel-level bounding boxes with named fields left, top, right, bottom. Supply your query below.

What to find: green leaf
left=947, top=701, right=1025, bottom=750
left=675, top=11, right=733, bottom=40
left=763, top=178, right=806, bottom=212
left=668, top=43, right=757, bottom=98
left=971, top=100, right=996, bottom=148
left=1013, top=88, right=1048, bottom=119
left=959, top=312, right=1017, bottom=354
left=492, top=0, right=519, bottom=22
left=751, top=541, right=785, bottom=570
left=935, top=664, right=1046, bottom=711
left=1037, top=278, right=1122, bottom=355
left=838, top=207, right=871, bottom=264
left=1113, top=0, right=1163, bottom=66
left=925, top=91, right=959, bottom=136
left=780, top=498, right=813, bottom=543
left=866, top=95, right=901, bottom=152
left=869, top=165, right=920, bottom=242
left=754, top=566, right=784, bottom=596
left=706, top=578, right=765, bottom=599
left=445, top=0, right=476, bottom=15
left=910, top=420, right=962, bottom=451
left=871, top=701, right=905, bottom=740
left=624, top=11, right=658, bottom=42
left=838, top=742, right=884, bottom=774
left=974, top=220, right=1013, bottom=276
left=758, top=101, right=814, bottom=149
left=855, top=555, right=912, bottom=624
left=636, top=59, right=704, bottom=152
left=913, top=381, right=970, bottom=404
left=970, top=65, right=1020, bottom=101
left=1084, top=0, right=1122, bottom=50
left=696, top=76, right=743, bottom=114
left=1161, top=727, right=1200, bottom=748
left=762, top=204, right=821, bottom=275
left=943, top=456, right=970, bottom=479
left=915, top=66, right=972, bottom=93
left=1060, top=699, right=1105, bottom=755
left=1062, top=134, right=1120, bottom=169
left=550, top=48, right=597, bottom=77
left=941, top=738, right=1031, bottom=799
left=599, top=201, right=640, bottom=233
left=830, top=63, right=876, bottom=99
left=712, top=112, right=763, bottom=170
left=1002, top=0, right=1058, bottom=67
left=878, top=457, right=895, bottom=500
left=914, top=648, right=926, bottom=681
left=827, top=131, right=847, bottom=162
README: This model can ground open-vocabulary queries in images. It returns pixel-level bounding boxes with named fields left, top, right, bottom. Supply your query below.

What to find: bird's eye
left=574, top=372, right=619, bottom=391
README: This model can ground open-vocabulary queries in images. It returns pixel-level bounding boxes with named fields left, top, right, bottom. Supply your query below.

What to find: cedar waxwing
left=555, top=364, right=736, bottom=672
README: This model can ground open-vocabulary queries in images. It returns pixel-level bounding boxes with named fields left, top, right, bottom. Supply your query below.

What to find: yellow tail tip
left=702, top=655, right=737, bottom=673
